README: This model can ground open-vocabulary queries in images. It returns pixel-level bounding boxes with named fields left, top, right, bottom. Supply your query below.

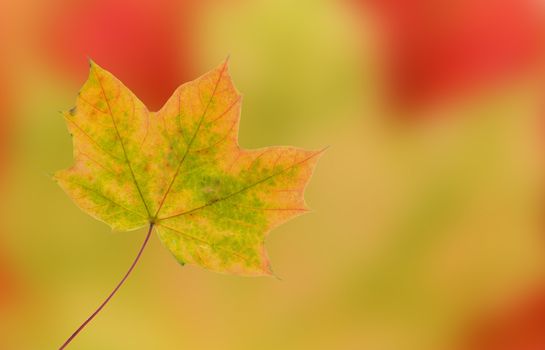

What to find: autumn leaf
left=54, top=59, right=322, bottom=348
left=55, top=59, right=322, bottom=276
left=55, top=56, right=320, bottom=275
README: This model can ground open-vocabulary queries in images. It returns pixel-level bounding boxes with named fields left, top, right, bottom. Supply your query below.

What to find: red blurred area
left=353, top=0, right=545, bottom=113
left=40, top=0, right=203, bottom=111
left=467, top=284, right=545, bottom=350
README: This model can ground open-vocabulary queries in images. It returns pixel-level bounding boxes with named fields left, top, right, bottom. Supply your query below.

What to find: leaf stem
left=58, top=223, right=155, bottom=349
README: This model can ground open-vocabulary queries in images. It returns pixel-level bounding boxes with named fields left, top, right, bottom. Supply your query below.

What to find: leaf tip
left=268, top=267, right=283, bottom=281
left=258, top=246, right=278, bottom=278
left=216, top=55, right=231, bottom=75
left=272, top=274, right=283, bottom=281
left=303, top=206, right=314, bottom=215
left=317, top=145, right=331, bottom=155
left=46, top=171, right=58, bottom=182
left=87, top=58, right=104, bottom=73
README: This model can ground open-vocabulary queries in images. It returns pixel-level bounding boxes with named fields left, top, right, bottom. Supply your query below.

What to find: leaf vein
left=63, top=178, right=146, bottom=218
left=154, top=60, right=229, bottom=218
left=158, top=149, right=322, bottom=220
left=92, top=66, right=152, bottom=217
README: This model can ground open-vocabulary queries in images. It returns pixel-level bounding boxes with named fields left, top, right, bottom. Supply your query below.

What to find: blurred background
left=1, top=0, right=545, bottom=349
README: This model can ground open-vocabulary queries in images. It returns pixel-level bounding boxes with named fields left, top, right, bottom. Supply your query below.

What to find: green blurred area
left=1, top=0, right=545, bottom=349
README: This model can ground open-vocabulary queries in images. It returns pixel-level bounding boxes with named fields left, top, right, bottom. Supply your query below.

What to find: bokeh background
left=1, top=0, right=545, bottom=349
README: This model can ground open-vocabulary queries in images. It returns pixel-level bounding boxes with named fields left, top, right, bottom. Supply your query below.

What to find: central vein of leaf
left=93, top=65, right=152, bottom=218
left=153, top=61, right=228, bottom=220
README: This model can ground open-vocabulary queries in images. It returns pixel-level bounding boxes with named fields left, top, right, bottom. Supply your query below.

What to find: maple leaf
left=54, top=59, right=323, bottom=348
left=55, top=59, right=322, bottom=276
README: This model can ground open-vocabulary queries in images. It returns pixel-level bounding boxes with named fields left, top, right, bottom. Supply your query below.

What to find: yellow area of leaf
left=55, top=59, right=323, bottom=276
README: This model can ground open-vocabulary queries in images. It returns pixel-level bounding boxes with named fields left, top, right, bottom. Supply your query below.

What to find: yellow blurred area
left=1, top=0, right=545, bottom=349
